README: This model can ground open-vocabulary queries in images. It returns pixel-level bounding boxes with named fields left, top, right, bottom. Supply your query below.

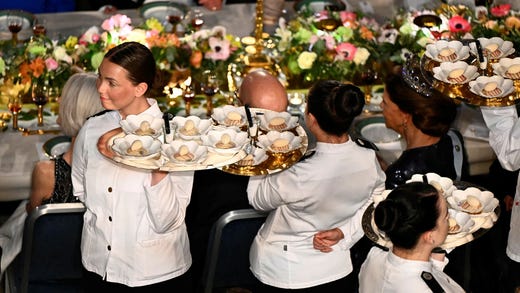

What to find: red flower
left=448, top=15, right=471, bottom=33
left=490, top=4, right=511, bottom=18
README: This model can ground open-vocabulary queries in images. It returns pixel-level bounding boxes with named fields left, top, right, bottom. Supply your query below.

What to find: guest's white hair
left=58, top=73, right=104, bottom=137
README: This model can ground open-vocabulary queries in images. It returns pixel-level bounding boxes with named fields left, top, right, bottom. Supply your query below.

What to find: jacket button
left=107, top=245, right=111, bottom=251
left=109, top=216, right=112, bottom=222
left=108, top=187, right=113, bottom=192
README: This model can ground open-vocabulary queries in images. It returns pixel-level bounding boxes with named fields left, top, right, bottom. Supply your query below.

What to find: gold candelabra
left=243, top=0, right=277, bottom=75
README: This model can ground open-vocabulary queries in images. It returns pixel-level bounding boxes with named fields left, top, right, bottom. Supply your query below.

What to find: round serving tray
left=362, top=181, right=500, bottom=251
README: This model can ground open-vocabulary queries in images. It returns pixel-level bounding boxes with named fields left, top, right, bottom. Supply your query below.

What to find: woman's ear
left=135, top=82, right=148, bottom=97
left=421, top=231, right=435, bottom=246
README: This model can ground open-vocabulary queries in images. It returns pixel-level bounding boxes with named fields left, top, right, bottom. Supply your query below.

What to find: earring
left=402, top=121, right=408, bottom=133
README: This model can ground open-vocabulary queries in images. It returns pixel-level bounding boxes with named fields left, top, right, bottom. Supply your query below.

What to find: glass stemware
left=166, top=3, right=184, bottom=35
left=7, top=13, right=23, bottom=44
left=190, top=9, right=204, bottom=31
left=7, top=94, right=23, bottom=130
left=31, top=80, right=49, bottom=126
left=32, top=17, right=47, bottom=38
left=183, top=85, right=195, bottom=117
left=200, top=71, right=219, bottom=117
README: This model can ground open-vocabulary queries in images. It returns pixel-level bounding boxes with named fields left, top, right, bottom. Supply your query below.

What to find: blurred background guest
left=359, top=182, right=464, bottom=293
left=0, top=72, right=103, bottom=276
left=247, top=80, right=385, bottom=291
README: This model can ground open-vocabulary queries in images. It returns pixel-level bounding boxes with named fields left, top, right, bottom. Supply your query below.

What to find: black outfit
left=384, top=132, right=469, bottom=189
left=185, top=169, right=251, bottom=292
left=41, top=155, right=77, bottom=205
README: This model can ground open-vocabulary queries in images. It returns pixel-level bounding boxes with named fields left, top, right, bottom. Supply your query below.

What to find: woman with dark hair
left=247, top=80, right=386, bottom=291
left=359, top=182, right=464, bottom=292
left=381, top=73, right=468, bottom=189
left=72, top=42, right=194, bottom=291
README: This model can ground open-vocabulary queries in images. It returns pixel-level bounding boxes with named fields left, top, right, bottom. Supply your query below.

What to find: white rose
left=53, top=46, right=73, bottom=64
left=353, top=48, right=370, bottom=65
left=297, top=51, right=317, bottom=70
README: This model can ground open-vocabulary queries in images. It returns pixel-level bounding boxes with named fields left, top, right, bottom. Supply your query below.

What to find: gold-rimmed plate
left=43, top=135, right=71, bottom=157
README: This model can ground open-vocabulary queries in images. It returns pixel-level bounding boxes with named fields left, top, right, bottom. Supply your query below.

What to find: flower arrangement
left=471, top=3, right=520, bottom=49
left=181, top=25, right=243, bottom=85
left=271, top=8, right=380, bottom=88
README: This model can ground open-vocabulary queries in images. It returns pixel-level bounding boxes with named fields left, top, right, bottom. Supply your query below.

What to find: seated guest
left=185, top=69, right=289, bottom=292
left=359, top=182, right=464, bottom=293
left=381, top=73, right=468, bottom=189
left=0, top=72, right=104, bottom=276
left=247, top=80, right=386, bottom=291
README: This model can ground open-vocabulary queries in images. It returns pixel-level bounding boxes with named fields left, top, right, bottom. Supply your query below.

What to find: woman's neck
left=119, top=97, right=150, bottom=119
left=315, top=132, right=349, bottom=144
left=392, top=246, right=431, bottom=262
left=403, top=127, right=441, bottom=149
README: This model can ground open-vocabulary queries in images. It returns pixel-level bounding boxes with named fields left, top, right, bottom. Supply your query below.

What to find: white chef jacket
left=359, top=247, right=464, bottom=293
left=247, top=139, right=386, bottom=289
left=481, top=105, right=520, bottom=263
left=72, top=99, right=194, bottom=287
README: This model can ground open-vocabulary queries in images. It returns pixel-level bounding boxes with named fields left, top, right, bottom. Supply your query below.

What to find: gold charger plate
left=221, top=124, right=308, bottom=176
left=362, top=181, right=500, bottom=251
left=98, top=128, right=246, bottom=172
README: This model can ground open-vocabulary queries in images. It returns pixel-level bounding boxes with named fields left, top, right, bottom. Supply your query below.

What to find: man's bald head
left=238, top=69, right=288, bottom=112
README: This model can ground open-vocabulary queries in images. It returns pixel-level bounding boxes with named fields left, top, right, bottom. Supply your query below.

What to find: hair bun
left=374, top=200, right=401, bottom=233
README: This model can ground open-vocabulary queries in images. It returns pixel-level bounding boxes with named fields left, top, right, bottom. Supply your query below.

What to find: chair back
left=5, top=202, right=86, bottom=293
left=202, top=208, right=267, bottom=293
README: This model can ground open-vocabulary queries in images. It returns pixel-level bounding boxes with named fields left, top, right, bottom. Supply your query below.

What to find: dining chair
left=4, top=202, right=86, bottom=293
left=201, top=208, right=268, bottom=293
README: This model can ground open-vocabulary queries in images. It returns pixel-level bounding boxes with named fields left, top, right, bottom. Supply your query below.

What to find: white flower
left=126, top=28, right=147, bottom=44
left=378, top=28, right=398, bottom=44
left=353, top=47, right=370, bottom=65
left=297, top=51, right=317, bottom=69
left=53, top=46, right=73, bottom=64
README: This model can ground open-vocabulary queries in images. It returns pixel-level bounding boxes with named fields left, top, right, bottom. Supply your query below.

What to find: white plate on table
left=43, top=136, right=71, bottom=157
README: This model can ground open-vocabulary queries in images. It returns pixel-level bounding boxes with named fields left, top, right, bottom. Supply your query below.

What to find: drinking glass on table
left=166, top=2, right=184, bottom=35
left=31, top=80, right=49, bottom=126
left=190, top=9, right=204, bottom=31
left=7, top=94, right=23, bottom=130
left=32, top=17, right=47, bottom=38
left=183, top=85, right=195, bottom=117
left=200, top=70, right=219, bottom=117
left=7, top=13, right=23, bottom=44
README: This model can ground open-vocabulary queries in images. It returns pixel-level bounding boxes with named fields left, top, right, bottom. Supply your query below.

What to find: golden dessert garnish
left=447, top=68, right=466, bottom=83
left=268, top=117, right=288, bottom=131
left=437, top=48, right=457, bottom=62
left=481, top=82, right=502, bottom=97
left=126, top=140, right=149, bottom=156
left=215, top=133, right=236, bottom=149
left=224, top=111, right=243, bottom=126
left=174, top=145, right=195, bottom=161
left=505, top=64, right=520, bottom=79
left=459, top=195, right=483, bottom=214
left=237, top=153, right=255, bottom=166
left=448, top=217, right=460, bottom=234
left=484, top=43, right=502, bottom=59
left=134, top=121, right=156, bottom=136
left=180, top=120, right=199, bottom=136
left=271, top=138, right=290, bottom=152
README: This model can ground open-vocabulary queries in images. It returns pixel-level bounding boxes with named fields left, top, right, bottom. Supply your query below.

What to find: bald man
left=185, top=69, right=289, bottom=292
left=238, top=69, right=288, bottom=112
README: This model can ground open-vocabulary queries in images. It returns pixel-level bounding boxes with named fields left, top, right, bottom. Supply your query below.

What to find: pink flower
left=335, top=42, right=357, bottom=61
left=204, top=37, right=231, bottom=61
left=339, top=11, right=357, bottom=24
left=448, top=15, right=471, bottom=33
left=491, top=4, right=511, bottom=17
left=101, top=14, right=133, bottom=35
left=45, top=58, right=58, bottom=71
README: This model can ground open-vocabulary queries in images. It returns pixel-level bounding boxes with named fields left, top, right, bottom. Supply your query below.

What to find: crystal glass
left=31, top=80, right=49, bottom=126
left=183, top=86, right=195, bottom=117
left=7, top=13, right=23, bottom=44
left=190, top=9, right=204, bottom=31
left=32, top=17, right=47, bottom=38
left=7, top=94, right=23, bottom=130
left=200, top=71, right=219, bottom=117
left=166, top=2, right=184, bottom=35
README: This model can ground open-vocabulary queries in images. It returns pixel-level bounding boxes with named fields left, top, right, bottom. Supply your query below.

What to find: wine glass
left=190, top=9, right=204, bottom=31
left=200, top=71, right=219, bottom=117
left=7, top=94, right=23, bottom=130
left=32, top=17, right=47, bottom=38
left=7, top=13, right=23, bottom=44
left=182, top=85, right=195, bottom=117
left=32, top=80, right=49, bottom=126
left=166, top=4, right=184, bottom=35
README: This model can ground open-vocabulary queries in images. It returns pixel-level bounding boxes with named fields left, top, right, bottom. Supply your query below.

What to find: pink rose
left=45, top=58, right=59, bottom=71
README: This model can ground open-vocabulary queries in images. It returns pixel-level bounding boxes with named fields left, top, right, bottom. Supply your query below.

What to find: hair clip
left=401, top=55, right=433, bottom=97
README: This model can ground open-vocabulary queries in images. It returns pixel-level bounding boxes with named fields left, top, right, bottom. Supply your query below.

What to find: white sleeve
left=72, top=123, right=88, bottom=202
left=481, top=106, right=520, bottom=171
